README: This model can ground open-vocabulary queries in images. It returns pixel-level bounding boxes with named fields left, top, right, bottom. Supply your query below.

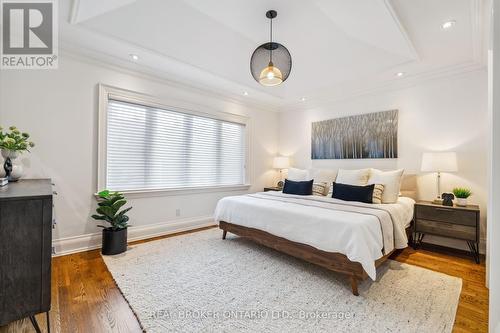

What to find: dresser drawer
left=415, top=219, right=476, bottom=241
left=416, top=205, right=477, bottom=226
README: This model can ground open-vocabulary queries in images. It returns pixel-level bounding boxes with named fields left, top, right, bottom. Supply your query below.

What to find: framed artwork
left=311, top=110, right=398, bottom=159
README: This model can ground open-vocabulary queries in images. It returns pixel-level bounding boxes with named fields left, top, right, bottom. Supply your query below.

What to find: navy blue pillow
left=282, top=179, right=314, bottom=196
left=331, top=182, right=375, bottom=203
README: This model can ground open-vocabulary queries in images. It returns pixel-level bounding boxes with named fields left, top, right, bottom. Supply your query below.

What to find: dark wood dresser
left=0, top=179, right=53, bottom=332
left=413, top=201, right=480, bottom=263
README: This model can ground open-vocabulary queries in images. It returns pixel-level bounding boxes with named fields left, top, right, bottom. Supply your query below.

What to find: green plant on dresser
left=452, top=187, right=472, bottom=207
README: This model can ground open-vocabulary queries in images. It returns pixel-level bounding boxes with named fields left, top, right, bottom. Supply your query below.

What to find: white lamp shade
left=273, top=156, right=290, bottom=169
left=421, top=152, right=458, bottom=172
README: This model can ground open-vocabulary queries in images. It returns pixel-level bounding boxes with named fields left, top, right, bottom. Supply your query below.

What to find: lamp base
left=432, top=199, right=443, bottom=205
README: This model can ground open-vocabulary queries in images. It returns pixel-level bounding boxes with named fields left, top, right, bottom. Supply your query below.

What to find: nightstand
left=413, top=201, right=480, bottom=263
left=264, top=187, right=282, bottom=192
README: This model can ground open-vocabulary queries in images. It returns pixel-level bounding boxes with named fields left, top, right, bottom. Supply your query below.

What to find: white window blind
left=105, top=99, right=246, bottom=191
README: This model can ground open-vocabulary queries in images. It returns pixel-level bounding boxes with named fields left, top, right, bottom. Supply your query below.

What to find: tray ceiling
left=61, top=0, right=489, bottom=111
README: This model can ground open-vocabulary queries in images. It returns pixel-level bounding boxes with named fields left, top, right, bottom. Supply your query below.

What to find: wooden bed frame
left=218, top=175, right=417, bottom=296
left=219, top=220, right=412, bottom=296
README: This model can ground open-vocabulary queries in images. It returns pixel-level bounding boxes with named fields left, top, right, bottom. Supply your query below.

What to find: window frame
left=97, top=84, right=252, bottom=197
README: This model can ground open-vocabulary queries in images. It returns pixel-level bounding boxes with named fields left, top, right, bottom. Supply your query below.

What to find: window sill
left=94, top=184, right=252, bottom=199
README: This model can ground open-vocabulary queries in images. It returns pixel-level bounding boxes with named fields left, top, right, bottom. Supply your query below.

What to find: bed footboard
left=219, top=221, right=394, bottom=296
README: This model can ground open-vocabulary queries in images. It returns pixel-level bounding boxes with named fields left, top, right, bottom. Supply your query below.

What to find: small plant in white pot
left=92, top=190, right=132, bottom=255
left=452, top=187, right=472, bottom=207
left=0, top=126, right=35, bottom=181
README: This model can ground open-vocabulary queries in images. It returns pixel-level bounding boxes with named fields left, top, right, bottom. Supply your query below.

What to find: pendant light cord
left=269, top=17, right=273, bottom=63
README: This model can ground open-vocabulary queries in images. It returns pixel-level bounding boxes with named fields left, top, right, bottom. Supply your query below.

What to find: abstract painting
left=311, top=110, right=398, bottom=159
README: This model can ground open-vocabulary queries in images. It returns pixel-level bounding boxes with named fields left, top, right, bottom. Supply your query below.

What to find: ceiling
left=61, top=0, right=490, bottom=111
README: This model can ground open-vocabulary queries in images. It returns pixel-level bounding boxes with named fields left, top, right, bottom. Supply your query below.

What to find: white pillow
left=368, top=169, right=405, bottom=204
left=287, top=168, right=309, bottom=181
left=335, top=169, right=370, bottom=186
left=309, top=168, right=337, bottom=195
left=308, top=168, right=337, bottom=183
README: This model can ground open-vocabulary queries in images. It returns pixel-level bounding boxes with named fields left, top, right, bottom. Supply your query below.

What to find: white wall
left=0, top=53, right=490, bottom=256
left=0, top=54, right=279, bottom=254
left=488, top=1, right=500, bottom=331
left=279, top=69, right=488, bottom=252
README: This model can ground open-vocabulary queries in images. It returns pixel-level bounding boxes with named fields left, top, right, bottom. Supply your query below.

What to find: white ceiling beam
left=69, top=0, right=138, bottom=24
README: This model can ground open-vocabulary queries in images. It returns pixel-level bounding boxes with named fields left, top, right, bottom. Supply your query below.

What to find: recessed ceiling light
left=300, top=97, right=306, bottom=102
left=129, top=54, right=139, bottom=61
left=243, top=91, right=249, bottom=96
left=441, top=20, right=456, bottom=30
left=396, top=72, right=405, bottom=77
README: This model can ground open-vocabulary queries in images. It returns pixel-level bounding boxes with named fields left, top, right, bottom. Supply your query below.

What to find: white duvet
left=214, top=191, right=415, bottom=280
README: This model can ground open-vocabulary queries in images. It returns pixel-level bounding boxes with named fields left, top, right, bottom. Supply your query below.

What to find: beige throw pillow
left=309, top=168, right=337, bottom=196
left=312, top=182, right=329, bottom=196
left=372, top=184, right=385, bottom=204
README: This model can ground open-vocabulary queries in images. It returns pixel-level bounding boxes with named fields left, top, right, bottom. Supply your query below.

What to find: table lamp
left=273, top=156, right=290, bottom=188
left=421, top=152, right=458, bottom=202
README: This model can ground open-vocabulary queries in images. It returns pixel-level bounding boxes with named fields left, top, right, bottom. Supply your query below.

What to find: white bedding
left=214, top=191, right=415, bottom=280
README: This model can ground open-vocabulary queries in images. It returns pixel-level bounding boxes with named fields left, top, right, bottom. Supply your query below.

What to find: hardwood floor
left=0, top=227, right=488, bottom=333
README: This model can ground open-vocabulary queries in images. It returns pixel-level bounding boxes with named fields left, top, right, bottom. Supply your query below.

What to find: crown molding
left=59, top=18, right=284, bottom=111
left=59, top=47, right=280, bottom=114
left=281, top=61, right=486, bottom=112
left=61, top=46, right=485, bottom=114
left=61, top=0, right=489, bottom=113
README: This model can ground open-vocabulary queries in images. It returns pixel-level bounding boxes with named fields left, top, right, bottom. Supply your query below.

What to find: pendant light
left=250, top=10, right=291, bottom=86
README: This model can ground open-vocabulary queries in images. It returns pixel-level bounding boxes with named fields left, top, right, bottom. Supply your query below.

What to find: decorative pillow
left=312, top=182, right=329, bottom=196
left=331, top=182, right=375, bottom=203
left=335, top=169, right=370, bottom=186
left=287, top=168, right=309, bottom=181
left=371, top=184, right=385, bottom=204
left=308, top=168, right=337, bottom=183
left=283, top=179, right=314, bottom=195
left=368, top=169, right=404, bottom=203
left=309, top=168, right=337, bottom=195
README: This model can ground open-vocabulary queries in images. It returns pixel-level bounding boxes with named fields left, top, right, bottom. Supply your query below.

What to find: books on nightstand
left=0, top=178, right=8, bottom=187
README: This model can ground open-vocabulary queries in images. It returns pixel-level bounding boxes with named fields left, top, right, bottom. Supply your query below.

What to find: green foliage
left=452, top=187, right=472, bottom=199
left=92, top=190, right=132, bottom=230
left=0, top=126, right=35, bottom=152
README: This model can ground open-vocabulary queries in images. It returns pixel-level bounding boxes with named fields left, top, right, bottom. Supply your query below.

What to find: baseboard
left=52, top=215, right=216, bottom=257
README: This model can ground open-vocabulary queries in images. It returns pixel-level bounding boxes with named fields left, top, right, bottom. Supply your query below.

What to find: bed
left=214, top=175, right=417, bottom=296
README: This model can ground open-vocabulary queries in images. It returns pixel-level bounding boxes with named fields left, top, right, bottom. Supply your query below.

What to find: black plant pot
left=101, top=228, right=128, bottom=255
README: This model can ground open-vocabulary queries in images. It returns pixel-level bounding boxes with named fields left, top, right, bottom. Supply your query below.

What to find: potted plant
left=452, top=187, right=472, bottom=207
left=92, top=190, right=132, bottom=255
left=0, top=126, right=35, bottom=181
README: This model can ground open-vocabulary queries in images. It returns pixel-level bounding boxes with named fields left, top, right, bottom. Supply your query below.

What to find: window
left=98, top=86, right=248, bottom=193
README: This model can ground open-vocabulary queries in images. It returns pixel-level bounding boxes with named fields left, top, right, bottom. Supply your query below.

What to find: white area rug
left=102, top=228, right=462, bottom=333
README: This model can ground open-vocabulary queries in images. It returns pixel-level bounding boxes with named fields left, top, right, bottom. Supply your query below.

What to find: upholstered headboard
left=400, top=174, right=418, bottom=201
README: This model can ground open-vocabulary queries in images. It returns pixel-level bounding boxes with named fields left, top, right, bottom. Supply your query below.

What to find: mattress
left=214, top=191, right=415, bottom=280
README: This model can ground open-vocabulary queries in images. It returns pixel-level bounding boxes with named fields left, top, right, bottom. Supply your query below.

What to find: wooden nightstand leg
left=467, top=241, right=480, bottom=264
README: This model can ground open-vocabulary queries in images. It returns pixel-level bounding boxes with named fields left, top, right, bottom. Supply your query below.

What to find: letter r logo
left=2, top=2, right=53, bottom=54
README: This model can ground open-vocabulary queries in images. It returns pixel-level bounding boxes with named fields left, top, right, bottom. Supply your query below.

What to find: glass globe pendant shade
left=259, top=62, right=283, bottom=86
